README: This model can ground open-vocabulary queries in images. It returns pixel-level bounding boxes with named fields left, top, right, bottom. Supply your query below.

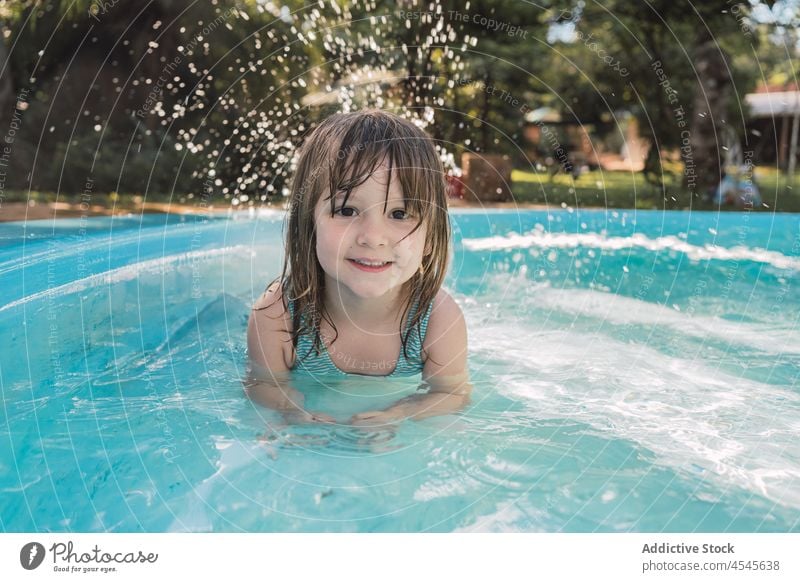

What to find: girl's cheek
left=395, top=238, right=425, bottom=264
left=317, top=220, right=346, bottom=243
left=402, top=228, right=426, bottom=251
left=394, top=235, right=414, bottom=252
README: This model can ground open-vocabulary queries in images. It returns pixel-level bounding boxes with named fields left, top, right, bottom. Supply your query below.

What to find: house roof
left=523, top=107, right=563, bottom=124
left=745, top=90, right=800, bottom=118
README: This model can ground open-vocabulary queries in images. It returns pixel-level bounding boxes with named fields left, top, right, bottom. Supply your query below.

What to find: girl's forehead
left=334, top=168, right=404, bottom=202
left=363, top=163, right=393, bottom=182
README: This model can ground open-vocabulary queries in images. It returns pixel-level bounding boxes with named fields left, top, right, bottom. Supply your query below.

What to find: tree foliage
left=0, top=0, right=796, bottom=202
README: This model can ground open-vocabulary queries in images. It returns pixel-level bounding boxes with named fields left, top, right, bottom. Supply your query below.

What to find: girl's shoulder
left=252, top=280, right=292, bottom=317
left=422, top=288, right=466, bottom=345
left=247, top=280, right=294, bottom=372
left=420, top=288, right=468, bottom=378
left=429, top=288, right=459, bottom=316
left=254, top=279, right=286, bottom=305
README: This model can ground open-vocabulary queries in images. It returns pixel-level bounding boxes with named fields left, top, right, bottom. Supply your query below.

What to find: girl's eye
left=334, top=207, right=411, bottom=220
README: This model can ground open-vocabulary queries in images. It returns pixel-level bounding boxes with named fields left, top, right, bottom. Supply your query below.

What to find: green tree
left=548, top=0, right=788, bottom=200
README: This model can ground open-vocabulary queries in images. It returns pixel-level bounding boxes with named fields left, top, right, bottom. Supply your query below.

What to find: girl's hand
left=349, top=409, right=404, bottom=427
left=308, top=411, right=337, bottom=424
left=283, top=410, right=337, bottom=425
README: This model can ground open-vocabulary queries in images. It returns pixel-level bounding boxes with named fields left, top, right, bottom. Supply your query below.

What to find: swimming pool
left=1, top=207, right=798, bottom=532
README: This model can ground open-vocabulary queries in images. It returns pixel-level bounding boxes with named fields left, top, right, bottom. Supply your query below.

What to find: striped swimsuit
left=286, top=295, right=434, bottom=378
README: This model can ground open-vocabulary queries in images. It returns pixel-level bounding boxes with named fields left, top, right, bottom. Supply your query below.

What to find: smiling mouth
left=347, top=259, right=393, bottom=271
left=349, top=258, right=392, bottom=266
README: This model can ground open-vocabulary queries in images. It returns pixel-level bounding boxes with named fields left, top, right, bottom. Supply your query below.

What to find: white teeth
left=352, top=259, right=388, bottom=267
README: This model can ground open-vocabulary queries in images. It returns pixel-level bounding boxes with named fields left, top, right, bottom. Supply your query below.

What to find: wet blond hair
left=259, top=109, right=450, bottom=365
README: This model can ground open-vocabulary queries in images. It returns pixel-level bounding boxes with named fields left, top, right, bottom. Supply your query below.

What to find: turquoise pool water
left=0, top=208, right=798, bottom=532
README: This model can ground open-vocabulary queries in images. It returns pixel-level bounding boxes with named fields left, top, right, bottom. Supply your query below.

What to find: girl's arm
left=246, top=284, right=335, bottom=424
left=244, top=364, right=335, bottom=424
left=351, top=290, right=471, bottom=426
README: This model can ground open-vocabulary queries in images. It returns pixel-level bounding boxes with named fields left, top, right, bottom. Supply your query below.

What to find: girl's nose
left=356, top=212, right=388, bottom=247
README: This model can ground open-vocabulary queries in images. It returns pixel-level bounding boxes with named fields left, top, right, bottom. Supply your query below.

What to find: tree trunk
left=0, top=35, right=14, bottom=128
left=687, top=40, right=731, bottom=196
left=479, top=70, right=492, bottom=152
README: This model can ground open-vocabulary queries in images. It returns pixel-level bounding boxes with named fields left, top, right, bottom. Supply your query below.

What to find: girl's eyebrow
left=333, top=188, right=404, bottom=205
left=335, top=197, right=407, bottom=208
left=333, top=193, right=355, bottom=205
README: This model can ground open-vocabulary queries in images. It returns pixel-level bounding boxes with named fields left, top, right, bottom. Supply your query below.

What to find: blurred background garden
left=1, top=0, right=799, bottom=216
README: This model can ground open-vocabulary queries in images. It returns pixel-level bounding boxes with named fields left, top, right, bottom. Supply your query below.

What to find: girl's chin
left=347, top=287, right=394, bottom=300
left=340, top=281, right=403, bottom=300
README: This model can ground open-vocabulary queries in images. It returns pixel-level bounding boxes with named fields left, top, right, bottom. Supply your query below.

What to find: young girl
left=246, top=109, right=470, bottom=427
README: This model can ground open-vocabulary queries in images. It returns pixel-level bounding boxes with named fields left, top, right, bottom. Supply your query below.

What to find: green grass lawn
left=5, top=166, right=800, bottom=212
left=3, top=191, right=212, bottom=208
left=511, top=167, right=800, bottom=212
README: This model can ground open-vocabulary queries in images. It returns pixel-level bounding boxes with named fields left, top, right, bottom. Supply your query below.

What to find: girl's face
left=314, top=164, right=429, bottom=302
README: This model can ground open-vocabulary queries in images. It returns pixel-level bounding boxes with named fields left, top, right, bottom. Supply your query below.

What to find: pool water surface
left=0, top=208, right=798, bottom=532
